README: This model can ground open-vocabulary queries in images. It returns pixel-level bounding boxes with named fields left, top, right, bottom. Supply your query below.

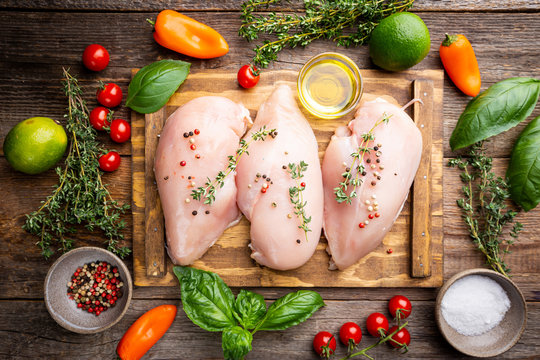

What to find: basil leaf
left=126, top=59, right=191, bottom=114
left=222, top=326, right=253, bottom=360
left=234, top=290, right=267, bottom=329
left=257, top=290, right=325, bottom=331
left=173, top=266, right=237, bottom=332
left=507, top=116, right=540, bottom=211
left=450, top=77, right=540, bottom=151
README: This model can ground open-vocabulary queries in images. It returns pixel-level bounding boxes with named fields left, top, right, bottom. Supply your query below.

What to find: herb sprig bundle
left=239, top=0, right=415, bottom=68
left=23, top=68, right=130, bottom=259
left=287, top=161, right=312, bottom=242
left=191, top=126, right=277, bottom=204
left=448, top=142, right=522, bottom=277
left=334, top=113, right=391, bottom=204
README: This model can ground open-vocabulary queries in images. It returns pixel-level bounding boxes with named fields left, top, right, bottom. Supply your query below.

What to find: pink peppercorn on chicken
left=322, top=98, right=422, bottom=270
left=236, top=85, right=324, bottom=270
left=154, top=96, right=251, bottom=265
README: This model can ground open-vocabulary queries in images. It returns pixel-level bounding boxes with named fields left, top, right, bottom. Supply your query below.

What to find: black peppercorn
left=192, top=211, right=198, bottom=216
left=296, top=239, right=301, bottom=244
left=205, top=210, right=210, bottom=214
left=183, top=132, right=189, bottom=138
left=189, top=131, right=194, bottom=136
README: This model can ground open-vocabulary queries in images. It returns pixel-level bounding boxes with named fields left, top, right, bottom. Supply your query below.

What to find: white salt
left=441, top=275, right=511, bottom=336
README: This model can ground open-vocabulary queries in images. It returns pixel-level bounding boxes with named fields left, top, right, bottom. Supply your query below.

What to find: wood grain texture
left=411, top=80, right=434, bottom=278
left=0, top=299, right=539, bottom=359
left=1, top=0, right=539, bottom=12
left=132, top=69, right=444, bottom=287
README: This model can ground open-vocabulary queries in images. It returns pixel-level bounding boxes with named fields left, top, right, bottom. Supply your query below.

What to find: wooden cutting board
left=131, top=69, right=444, bottom=287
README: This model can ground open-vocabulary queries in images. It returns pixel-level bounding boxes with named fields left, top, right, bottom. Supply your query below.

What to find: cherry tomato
left=97, top=83, right=122, bottom=108
left=388, top=295, right=412, bottom=320
left=388, top=326, right=411, bottom=349
left=99, top=151, right=121, bottom=172
left=339, top=322, right=362, bottom=350
left=366, top=312, right=389, bottom=338
left=109, top=119, right=131, bottom=143
left=89, top=106, right=111, bottom=131
left=313, top=331, right=336, bottom=358
left=82, top=44, right=110, bottom=71
left=237, top=64, right=260, bottom=89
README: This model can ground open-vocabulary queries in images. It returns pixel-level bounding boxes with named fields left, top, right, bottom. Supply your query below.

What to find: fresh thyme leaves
left=22, top=68, right=131, bottom=259
left=191, top=126, right=277, bottom=204
left=239, top=0, right=415, bottom=68
left=334, top=113, right=391, bottom=204
left=287, top=161, right=312, bottom=242
left=448, top=142, right=522, bottom=277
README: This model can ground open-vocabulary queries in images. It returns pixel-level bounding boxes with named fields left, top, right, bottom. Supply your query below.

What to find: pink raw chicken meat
left=322, top=98, right=422, bottom=270
left=154, top=96, right=251, bottom=265
left=236, top=85, right=324, bottom=270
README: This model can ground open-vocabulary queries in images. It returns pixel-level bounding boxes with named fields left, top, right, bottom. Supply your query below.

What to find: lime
left=369, top=12, right=431, bottom=72
left=3, top=117, right=68, bottom=174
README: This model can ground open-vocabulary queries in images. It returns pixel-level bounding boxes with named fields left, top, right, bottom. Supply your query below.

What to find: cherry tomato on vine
left=388, top=295, right=412, bottom=320
left=89, top=106, right=111, bottom=131
left=99, top=151, right=121, bottom=172
left=388, top=326, right=411, bottom=349
left=237, top=64, right=260, bottom=89
left=339, top=322, right=362, bottom=350
left=313, top=331, right=336, bottom=359
left=97, top=83, right=122, bottom=108
left=109, top=119, right=131, bottom=143
left=82, top=44, right=110, bottom=71
left=366, top=312, right=389, bottom=338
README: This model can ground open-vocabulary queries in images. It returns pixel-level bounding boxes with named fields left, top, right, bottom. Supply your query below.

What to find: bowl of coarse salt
left=435, top=268, right=527, bottom=357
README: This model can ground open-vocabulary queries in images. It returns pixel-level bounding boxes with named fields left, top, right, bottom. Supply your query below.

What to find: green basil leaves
left=507, top=116, right=540, bottom=211
left=126, top=59, right=191, bottom=114
left=174, top=266, right=325, bottom=360
left=450, top=77, right=540, bottom=151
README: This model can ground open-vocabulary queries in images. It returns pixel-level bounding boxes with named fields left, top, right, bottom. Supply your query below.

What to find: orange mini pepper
left=439, top=34, right=481, bottom=97
left=152, top=10, right=229, bottom=59
left=116, top=304, right=177, bottom=360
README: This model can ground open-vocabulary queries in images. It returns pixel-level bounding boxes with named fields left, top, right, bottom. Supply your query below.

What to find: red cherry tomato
left=313, top=331, right=336, bottom=358
left=366, top=312, right=389, bottom=338
left=99, top=151, right=121, bottom=172
left=388, top=295, right=412, bottom=320
left=89, top=106, right=111, bottom=131
left=82, top=44, right=110, bottom=71
left=109, top=119, right=131, bottom=143
left=339, top=322, right=362, bottom=350
left=97, top=83, right=122, bottom=108
left=388, top=326, right=411, bottom=349
left=237, top=64, right=260, bottom=89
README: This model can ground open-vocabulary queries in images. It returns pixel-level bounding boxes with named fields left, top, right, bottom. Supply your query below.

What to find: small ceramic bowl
left=44, top=247, right=132, bottom=334
left=297, top=52, right=363, bottom=119
left=435, top=268, right=527, bottom=357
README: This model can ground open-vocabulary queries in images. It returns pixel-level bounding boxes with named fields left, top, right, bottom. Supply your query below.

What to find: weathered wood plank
left=0, top=299, right=538, bottom=359
left=0, top=12, right=538, bottom=158
left=0, top=0, right=539, bottom=12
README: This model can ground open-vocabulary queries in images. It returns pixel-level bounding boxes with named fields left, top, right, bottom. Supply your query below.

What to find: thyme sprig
left=334, top=113, right=391, bottom=204
left=287, top=161, right=312, bottom=242
left=191, top=126, right=277, bottom=204
left=448, top=142, right=522, bottom=277
left=239, top=0, right=415, bottom=68
left=22, top=68, right=130, bottom=259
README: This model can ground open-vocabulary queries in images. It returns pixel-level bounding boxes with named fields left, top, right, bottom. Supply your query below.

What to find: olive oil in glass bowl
left=297, top=52, right=363, bottom=119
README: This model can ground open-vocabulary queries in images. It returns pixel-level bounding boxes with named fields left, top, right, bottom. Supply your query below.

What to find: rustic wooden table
left=1, top=1, right=539, bottom=359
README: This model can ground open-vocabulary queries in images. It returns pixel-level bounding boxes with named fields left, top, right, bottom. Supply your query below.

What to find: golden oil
left=298, top=53, right=362, bottom=119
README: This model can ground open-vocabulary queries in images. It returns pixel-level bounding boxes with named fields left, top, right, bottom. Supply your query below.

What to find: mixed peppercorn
left=67, top=260, right=124, bottom=316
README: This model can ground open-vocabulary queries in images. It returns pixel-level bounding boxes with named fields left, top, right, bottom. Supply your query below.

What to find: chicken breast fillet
left=155, top=96, right=251, bottom=265
left=322, top=98, right=422, bottom=270
left=236, top=85, right=324, bottom=270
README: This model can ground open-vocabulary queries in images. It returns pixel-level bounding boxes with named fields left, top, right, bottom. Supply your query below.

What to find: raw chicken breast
left=322, top=98, right=422, bottom=270
left=236, top=85, right=323, bottom=270
left=155, top=96, right=251, bottom=265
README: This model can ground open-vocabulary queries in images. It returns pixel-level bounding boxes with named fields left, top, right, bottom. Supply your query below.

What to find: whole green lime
left=3, top=117, right=68, bottom=175
left=369, top=12, right=431, bottom=72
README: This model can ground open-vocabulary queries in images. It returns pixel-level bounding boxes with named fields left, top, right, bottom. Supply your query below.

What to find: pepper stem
left=146, top=18, right=155, bottom=26
left=442, top=33, right=459, bottom=47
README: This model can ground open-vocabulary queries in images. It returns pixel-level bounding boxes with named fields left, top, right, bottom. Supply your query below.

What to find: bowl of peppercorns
left=44, top=247, right=133, bottom=334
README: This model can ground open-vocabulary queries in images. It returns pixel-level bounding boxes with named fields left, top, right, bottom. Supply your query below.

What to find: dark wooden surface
left=0, top=1, right=539, bottom=359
